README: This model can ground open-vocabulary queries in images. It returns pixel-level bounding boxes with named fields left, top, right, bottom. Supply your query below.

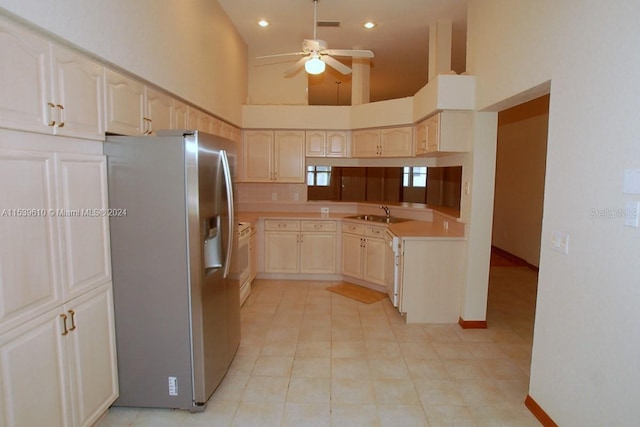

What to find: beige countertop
left=386, top=220, right=465, bottom=239
left=237, top=211, right=465, bottom=239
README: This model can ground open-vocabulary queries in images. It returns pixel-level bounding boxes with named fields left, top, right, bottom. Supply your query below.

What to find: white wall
left=0, top=0, right=248, bottom=125
left=468, top=1, right=640, bottom=425
left=492, top=96, right=549, bottom=267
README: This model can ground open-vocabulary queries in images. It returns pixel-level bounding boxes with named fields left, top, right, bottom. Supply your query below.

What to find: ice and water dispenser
left=203, top=216, right=223, bottom=270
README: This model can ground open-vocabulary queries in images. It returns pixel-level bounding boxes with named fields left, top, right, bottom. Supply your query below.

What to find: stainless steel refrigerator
left=104, top=130, right=240, bottom=411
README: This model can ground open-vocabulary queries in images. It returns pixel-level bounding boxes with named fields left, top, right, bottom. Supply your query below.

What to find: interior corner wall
left=0, top=0, right=248, bottom=125
left=492, top=97, right=549, bottom=267
left=467, top=1, right=640, bottom=425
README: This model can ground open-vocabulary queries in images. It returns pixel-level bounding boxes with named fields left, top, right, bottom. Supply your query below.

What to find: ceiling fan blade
left=324, top=49, right=374, bottom=58
left=322, top=55, right=352, bottom=75
left=284, top=56, right=310, bottom=77
left=256, top=52, right=304, bottom=59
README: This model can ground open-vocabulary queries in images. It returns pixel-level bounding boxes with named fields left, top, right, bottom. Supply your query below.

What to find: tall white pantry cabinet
left=0, top=148, right=118, bottom=427
left=0, top=16, right=118, bottom=427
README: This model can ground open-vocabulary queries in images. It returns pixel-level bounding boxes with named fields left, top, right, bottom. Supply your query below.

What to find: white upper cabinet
left=242, top=130, right=273, bottom=182
left=274, top=130, right=305, bottom=182
left=50, top=44, right=104, bottom=140
left=104, top=68, right=145, bottom=136
left=173, top=100, right=189, bottom=130
left=0, top=18, right=104, bottom=140
left=351, top=126, right=413, bottom=158
left=305, top=130, right=348, bottom=157
left=105, top=69, right=179, bottom=136
left=414, top=111, right=472, bottom=155
left=351, top=129, right=380, bottom=157
left=144, top=86, right=173, bottom=133
left=0, top=18, right=51, bottom=135
left=380, top=126, right=413, bottom=157
left=242, top=130, right=305, bottom=183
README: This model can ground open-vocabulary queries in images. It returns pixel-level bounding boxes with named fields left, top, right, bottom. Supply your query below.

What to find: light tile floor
left=98, top=266, right=540, bottom=426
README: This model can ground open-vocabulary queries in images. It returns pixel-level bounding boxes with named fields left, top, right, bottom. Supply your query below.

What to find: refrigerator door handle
left=220, top=149, right=234, bottom=278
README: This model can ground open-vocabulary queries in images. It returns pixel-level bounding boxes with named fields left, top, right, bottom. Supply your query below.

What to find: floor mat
left=326, top=282, right=388, bottom=304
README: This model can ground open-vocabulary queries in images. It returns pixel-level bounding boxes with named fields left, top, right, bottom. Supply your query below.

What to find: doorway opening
left=487, top=93, right=550, bottom=368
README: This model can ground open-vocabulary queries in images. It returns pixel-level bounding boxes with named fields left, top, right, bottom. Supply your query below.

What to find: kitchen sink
left=345, top=214, right=410, bottom=224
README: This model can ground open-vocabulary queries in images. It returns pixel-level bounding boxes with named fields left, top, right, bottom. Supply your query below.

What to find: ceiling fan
left=257, top=0, right=374, bottom=76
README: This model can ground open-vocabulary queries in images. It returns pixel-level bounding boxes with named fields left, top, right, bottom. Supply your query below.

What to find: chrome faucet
left=380, top=205, right=391, bottom=219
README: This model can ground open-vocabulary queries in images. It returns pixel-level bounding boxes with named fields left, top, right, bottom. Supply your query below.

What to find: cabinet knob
left=68, top=309, right=77, bottom=331
left=56, top=104, right=65, bottom=128
left=47, top=102, right=56, bottom=127
left=60, top=313, right=69, bottom=336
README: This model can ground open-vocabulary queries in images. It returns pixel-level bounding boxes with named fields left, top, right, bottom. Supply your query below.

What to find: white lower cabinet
left=0, top=284, right=118, bottom=427
left=341, top=222, right=386, bottom=286
left=0, top=144, right=117, bottom=426
left=264, top=220, right=337, bottom=274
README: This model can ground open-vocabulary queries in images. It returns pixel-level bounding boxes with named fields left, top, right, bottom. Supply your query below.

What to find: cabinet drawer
left=365, top=226, right=386, bottom=238
left=264, top=219, right=300, bottom=231
left=301, top=220, right=337, bottom=232
left=342, top=222, right=364, bottom=235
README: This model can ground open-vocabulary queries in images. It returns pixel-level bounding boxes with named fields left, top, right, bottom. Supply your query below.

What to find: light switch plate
left=624, top=201, right=640, bottom=227
left=623, top=169, right=640, bottom=194
left=551, top=231, right=570, bottom=254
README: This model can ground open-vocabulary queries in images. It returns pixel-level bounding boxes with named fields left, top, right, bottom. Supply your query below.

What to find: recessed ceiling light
left=363, top=22, right=376, bottom=29
left=258, top=19, right=269, bottom=28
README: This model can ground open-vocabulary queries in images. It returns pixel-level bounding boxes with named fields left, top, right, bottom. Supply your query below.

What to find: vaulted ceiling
left=218, top=0, right=468, bottom=105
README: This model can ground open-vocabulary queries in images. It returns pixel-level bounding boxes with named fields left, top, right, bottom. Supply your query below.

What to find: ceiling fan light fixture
left=305, top=55, right=325, bottom=74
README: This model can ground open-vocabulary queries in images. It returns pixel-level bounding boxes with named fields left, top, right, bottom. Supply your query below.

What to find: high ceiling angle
left=218, top=0, right=469, bottom=105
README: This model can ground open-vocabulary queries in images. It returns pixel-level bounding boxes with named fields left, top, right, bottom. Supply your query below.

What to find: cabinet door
left=351, top=129, right=380, bottom=157
left=66, top=285, right=118, bottom=427
left=425, top=114, right=440, bottom=152
left=274, top=130, right=305, bottom=182
left=0, top=150, right=61, bottom=335
left=145, top=86, right=173, bottom=134
left=0, top=18, right=51, bottom=134
left=243, top=130, right=274, bottom=182
left=264, top=231, right=299, bottom=273
left=341, top=233, right=363, bottom=278
left=305, top=130, right=326, bottom=157
left=173, top=100, right=189, bottom=130
left=187, top=107, right=199, bottom=130
left=326, top=131, right=348, bottom=157
left=381, top=126, right=413, bottom=157
left=300, top=232, right=336, bottom=274
left=198, top=112, right=215, bottom=134
left=414, top=120, right=426, bottom=155
left=50, top=44, right=104, bottom=140
left=104, top=69, right=145, bottom=135
left=0, top=308, right=71, bottom=427
left=55, top=154, right=111, bottom=299
left=363, top=237, right=386, bottom=285
left=249, top=231, right=257, bottom=282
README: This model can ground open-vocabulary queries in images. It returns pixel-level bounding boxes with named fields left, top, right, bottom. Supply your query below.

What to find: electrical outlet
left=551, top=231, right=570, bottom=254
left=293, top=191, right=299, bottom=201
left=271, top=192, right=277, bottom=201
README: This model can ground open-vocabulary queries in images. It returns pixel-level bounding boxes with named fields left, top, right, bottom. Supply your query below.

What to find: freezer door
left=186, top=132, right=240, bottom=405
